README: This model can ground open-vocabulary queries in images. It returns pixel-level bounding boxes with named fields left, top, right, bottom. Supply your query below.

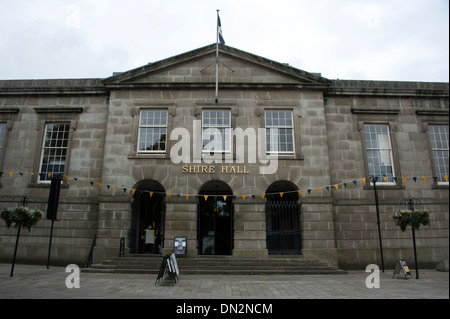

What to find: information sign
left=174, top=237, right=187, bottom=255
left=155, top=253, right=180, bottom=286
left=392, top=259, right=413, bottom=279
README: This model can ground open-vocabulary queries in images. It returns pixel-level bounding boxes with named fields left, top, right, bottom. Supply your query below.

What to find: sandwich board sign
left=155, top=253, right=179, bottom=286
left=392, top=259, right=413, bottom=279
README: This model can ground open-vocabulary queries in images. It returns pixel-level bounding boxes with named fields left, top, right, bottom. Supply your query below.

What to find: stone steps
left=83, top=254, right=347, bottom=275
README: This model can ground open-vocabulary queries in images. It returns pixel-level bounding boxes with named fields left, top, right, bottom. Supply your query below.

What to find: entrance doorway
left=131, top=180, right=165, bottom=254
left=198, top=180, right=233, bottom=255
left=265, top=181, right=301, bottom=255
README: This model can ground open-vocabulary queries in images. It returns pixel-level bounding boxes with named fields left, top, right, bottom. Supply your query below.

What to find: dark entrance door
left=266, top=200, right=301, bottom=255
left=137, top=192, right=165, bottom=254
left=130, top=180, right=166, bottom=254
left=198, top=181, right=233, bottom=255
left=265, top=181, right=301, bottom=255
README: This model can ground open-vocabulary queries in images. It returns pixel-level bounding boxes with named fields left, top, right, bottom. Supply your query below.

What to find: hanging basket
left=1, top=206, right=43, bottom=231
left=393, top=209, right=430, bottom=232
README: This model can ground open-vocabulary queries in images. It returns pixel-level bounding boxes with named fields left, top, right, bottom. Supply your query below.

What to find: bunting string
left=1, top=170, right=448, bottom=201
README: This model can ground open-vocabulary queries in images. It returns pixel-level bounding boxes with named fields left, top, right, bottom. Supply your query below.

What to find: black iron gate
left=266, top=200, right=301, bottom=255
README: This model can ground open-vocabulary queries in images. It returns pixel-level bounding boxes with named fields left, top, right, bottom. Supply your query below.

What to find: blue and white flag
left=218, top=14, right=225, bottom=45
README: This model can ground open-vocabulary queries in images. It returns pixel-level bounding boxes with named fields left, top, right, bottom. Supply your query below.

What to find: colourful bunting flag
left=1, top=169, right=447, bottom=201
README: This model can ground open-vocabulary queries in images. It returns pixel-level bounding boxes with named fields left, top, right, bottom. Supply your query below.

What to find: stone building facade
left=0, top=44, right=448, bottom=269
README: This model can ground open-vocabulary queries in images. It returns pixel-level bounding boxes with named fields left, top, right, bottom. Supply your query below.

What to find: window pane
left=429, top=125, right=449, bottom=183
left=265, top=110, right=294, bottom=154
left=202, top=128, right=230, bottom=152
left=202, top=110, right=231, bottom=152
left=364, top=124, right=395, bottom=183
left=138, top=110, right=168, bottom=153
left=140, top=110, right=168, bottom=127
left=40, top=123, right=70, bottom=182
left=139, top=128, right=167, bottom=152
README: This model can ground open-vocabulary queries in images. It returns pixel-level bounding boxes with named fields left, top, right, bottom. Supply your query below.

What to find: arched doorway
left=131, top=180, right=166, bottom=254
left=265, top=180, right=301, bottom=255
left=198, top=180, right=233, bottom=255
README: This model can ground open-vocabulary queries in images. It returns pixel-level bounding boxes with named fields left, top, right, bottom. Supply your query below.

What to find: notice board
left=174, top=237, right=187, bottom=256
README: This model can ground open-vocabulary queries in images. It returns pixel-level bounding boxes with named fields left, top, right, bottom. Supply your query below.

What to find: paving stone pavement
left=0, top=263, right=448, bottom=299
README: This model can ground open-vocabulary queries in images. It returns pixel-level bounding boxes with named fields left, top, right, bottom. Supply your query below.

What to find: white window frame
left=38, top=123, right=71, bottom=183
left=428, top=124, right=449, bottom=185
left=137, top=109, right=168, bottom=154
left=265, top=110, right=295, bottom=155
left=364, top=124, right=396, bottom=185
left=202, top=109, right=232, bottom=153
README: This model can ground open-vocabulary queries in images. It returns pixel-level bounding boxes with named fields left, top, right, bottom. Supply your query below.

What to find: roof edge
left=101, top=43, right=332, bottom=86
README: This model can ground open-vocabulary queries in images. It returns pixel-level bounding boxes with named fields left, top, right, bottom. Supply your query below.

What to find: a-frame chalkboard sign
left=392, top=259, right=413, bottom=279
left=155, top=253, right=179, bottom=286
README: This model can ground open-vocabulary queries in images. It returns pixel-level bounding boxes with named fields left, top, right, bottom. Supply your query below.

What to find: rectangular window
left=138, top=110, right=168, bottom=153
left=265, top=110, right=295, bottom=154
left=364, top=124, right=395, bottom=184
left=202, top=110, right=231, bottom=153
left=39, top=123, right=70, bottom=182
left=429, top=125, right=449, bottom=184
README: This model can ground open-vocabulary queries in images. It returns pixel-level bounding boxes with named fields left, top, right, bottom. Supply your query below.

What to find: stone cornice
left=0, top=79, right=107, bottom=96
left=327, top=79, right=449, bottom=98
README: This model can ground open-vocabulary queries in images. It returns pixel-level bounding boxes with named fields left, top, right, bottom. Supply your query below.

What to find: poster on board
left=145, top=230, right=155, bottom=244
left=393, top=259, right=413, bottom=279
left=174, top=237, right=187, bottom=256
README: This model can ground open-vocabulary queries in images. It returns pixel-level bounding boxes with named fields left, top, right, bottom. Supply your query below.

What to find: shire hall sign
left=182, top=165, right=250, bottom=174
left=0, top=44, right=448, bottom=269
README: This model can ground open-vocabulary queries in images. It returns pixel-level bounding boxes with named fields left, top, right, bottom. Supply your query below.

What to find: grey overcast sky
left=1, top=0, right=448, bottom=82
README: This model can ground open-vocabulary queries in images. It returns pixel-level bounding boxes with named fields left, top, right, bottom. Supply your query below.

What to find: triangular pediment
left=102, top=44, right=330, bottom=88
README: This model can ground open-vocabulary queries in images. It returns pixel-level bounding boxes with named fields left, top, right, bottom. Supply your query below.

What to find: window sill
left=27, top=183, right=69, bottom=189
left=364, top=184, right=405, bottom=190
left=128, top=153, right=169, bottom=159
left=272, top=154, right=304, bottom=160
left=432, top=183, right=449, bottom=189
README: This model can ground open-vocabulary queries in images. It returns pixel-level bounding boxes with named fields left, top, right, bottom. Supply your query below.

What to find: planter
left=393, top=209, right=430, bottom=232
left=1, top=205, right=43, bottom=231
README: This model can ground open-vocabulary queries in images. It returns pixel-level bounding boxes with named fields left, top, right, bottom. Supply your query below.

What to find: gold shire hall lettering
left=182, top=165, right=250, bottom=174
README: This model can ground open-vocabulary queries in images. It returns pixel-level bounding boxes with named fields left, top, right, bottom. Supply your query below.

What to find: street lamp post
left=372, top=176, right=385, bottom=272
left=400, top=197, right=421, bottom=279
left=10, top=195, right=29, bottom=277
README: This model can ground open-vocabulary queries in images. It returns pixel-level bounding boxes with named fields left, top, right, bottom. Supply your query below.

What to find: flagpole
left=215, top=9, right=220, bottom=103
